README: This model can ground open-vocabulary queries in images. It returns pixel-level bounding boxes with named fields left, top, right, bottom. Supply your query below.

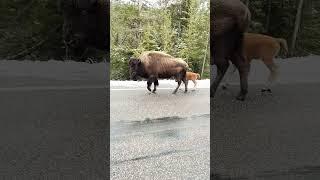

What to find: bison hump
left=140, top=51, right=173, bottom=60
left=138, top=51, right=188, bottom=72
left=212, top=0, right=250, bottom=35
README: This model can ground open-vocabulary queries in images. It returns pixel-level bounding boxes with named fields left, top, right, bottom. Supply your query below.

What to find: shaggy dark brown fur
left=212, top=0, right=251, bottom=36
left=129, top=51, right=189, bottom=94
left=211, top=0, right=251, bottom=101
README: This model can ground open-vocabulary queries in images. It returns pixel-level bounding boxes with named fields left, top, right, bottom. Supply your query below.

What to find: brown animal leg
left=182, top=78, right=188, bottom=93
left=147, top=76, right=157, bottom=92
left=221, top=63, right=236, bottom=90
left=147, top=78, right=152, bottom=92
left=211, top=61, right=229, bottom=98
left=262, top=60, right=279, bottom=92
left=232, top=56, right=250, bottom=101
left=153, top=78, right=159, bottom=93
left=173, top=80, right=182, bottom=94
left=173, top=72, right=184, bottom=94
left=192, top=80, right=197, bottom=88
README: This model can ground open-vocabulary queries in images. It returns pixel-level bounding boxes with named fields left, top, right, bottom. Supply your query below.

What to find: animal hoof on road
left=147, top=87, right=152, bottom=92
left=261, top=88, right=272, bottom=93
left=236, top=94, right=246, bottom=101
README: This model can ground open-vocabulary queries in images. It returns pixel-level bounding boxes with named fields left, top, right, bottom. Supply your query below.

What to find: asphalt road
left=212, top=56, right=320, bottom=179
left=110, top=86, right=210, bottom=179
left=2, top=55, right=320, bottom=179
left=0, top=60, right=108, bottom=179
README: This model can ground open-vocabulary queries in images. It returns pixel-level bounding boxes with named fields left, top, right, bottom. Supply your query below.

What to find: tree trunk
left=201, top=34, right=209, bottom=78
left=291, top=0, right=304, bottom=54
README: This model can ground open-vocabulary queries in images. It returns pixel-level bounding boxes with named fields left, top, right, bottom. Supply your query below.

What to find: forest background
left=0, top=0, right=318, bottom=80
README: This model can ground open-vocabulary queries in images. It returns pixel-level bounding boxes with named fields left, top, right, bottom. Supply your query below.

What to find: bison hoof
left=147, top=87, right=152, bottom=92
left=261, top=88, right=272, bottom=93
left=236, top=93, right=246, bottom=101
left=152, top=90, right=157, bottom=94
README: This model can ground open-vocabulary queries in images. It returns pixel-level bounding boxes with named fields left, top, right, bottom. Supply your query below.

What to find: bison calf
left=222, top=33, right=289, bottom=92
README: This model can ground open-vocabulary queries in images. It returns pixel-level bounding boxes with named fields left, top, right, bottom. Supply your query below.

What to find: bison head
left=128, top=58, right=143, bottom=81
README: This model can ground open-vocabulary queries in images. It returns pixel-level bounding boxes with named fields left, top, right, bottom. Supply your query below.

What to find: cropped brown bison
left=222, top=33, right=289, bottom=92
left=129, top=51, right=189, bottom=94
left=211, top=0, right=251, bottom=100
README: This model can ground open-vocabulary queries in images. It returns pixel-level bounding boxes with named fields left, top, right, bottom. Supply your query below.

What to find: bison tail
left=276, top=38, right=289, bottom=55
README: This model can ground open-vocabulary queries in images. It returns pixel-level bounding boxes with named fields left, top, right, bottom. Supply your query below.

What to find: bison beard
left=211, top=0, right=251, bottom=101
left=129, top=51, right=189, bottom=94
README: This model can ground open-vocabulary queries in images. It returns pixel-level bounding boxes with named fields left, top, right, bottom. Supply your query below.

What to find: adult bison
left=211, top=0, right=251, bottom=100
left=129, top=51, right=189, bottom=94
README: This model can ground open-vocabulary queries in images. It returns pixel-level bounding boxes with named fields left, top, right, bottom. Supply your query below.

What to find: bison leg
left=262, top=59, right=278, bottom=93
left=192, top=80, right=197, bottom=88
left=221, top=63, right=236, bottom=90
left=147, top=78, right=153, bottom=92
left=153, top=78, right=159, bottom=93
left=182, top=78, right=188, bottom=93
left=173, top=73, right=184, bottom=94
left=182, top=69, right=188, bottom=93
left=147, top=76, right=158, bottom=93
left=173, top=80, right=182, bottom=94
left=232, top=56, right=250, bottom=101
left=210, top=60, right=229, bottom=98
